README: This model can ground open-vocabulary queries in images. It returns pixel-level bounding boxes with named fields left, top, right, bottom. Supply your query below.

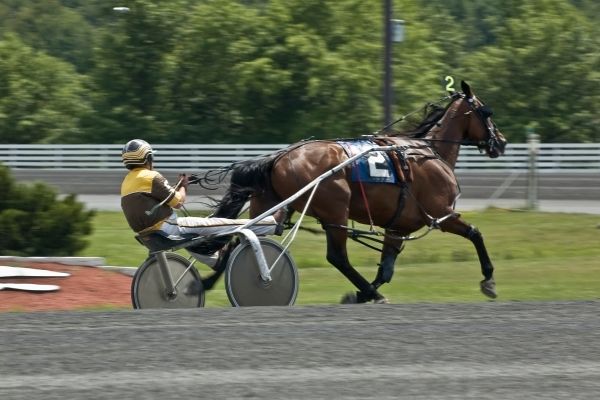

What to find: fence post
left=527, top=130, right=540, bottom=210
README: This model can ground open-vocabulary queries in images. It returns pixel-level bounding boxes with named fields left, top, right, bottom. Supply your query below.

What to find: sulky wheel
left=225, top=237, right=298, bottom=307
left=131, top=252, right=204, bottom=309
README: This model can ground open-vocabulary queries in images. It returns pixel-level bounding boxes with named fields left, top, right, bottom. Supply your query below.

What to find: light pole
left=383, top=0, right=404, bottom=129
left=383, top=0, right=392, bottom=128
left=527, top=128, right=540, bottom=210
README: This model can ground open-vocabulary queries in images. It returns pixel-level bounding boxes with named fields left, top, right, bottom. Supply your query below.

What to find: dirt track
left=1, top=301, right=599, bottom=399
left=2, top=264, right=600, bottom=399
left=0, top=263, right=131, bottom=312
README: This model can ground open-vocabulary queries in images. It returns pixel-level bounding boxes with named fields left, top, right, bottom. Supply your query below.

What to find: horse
left=209, top=80, right=507, bottom=303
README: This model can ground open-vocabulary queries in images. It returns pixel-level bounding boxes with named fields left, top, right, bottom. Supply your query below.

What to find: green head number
left=444, top=75, right=455, bottom=93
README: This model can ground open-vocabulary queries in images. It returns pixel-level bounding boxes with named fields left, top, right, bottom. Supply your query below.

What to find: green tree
left=0, top=34, right=91, bottom=143
left=158, top=1, right=265, bottom=143
left=0, top=0, right=95, bottom=73
left=570, top=0, right=600, bottom=20
left=460, top=0, right=600, bottom=142
left=388, top=1, right=453, bottom=117
left=0, top=164, right=94, bottom=256
left=160, top=0, right=384, bottom=143
left=247, top=0, right=383, bottom=141
left=0, top=0, right=598, bottom=144
left=83, top=0, right=185, bottom=143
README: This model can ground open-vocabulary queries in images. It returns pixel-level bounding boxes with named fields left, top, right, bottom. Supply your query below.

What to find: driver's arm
left=170, top=174, right=189, bottom=209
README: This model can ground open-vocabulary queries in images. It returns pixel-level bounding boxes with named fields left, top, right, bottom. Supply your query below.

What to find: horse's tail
left=213, top=154, right=278, bottom=219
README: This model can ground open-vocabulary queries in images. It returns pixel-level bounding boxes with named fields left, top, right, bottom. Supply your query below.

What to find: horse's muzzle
left=488, top=137, right=507, bottom=159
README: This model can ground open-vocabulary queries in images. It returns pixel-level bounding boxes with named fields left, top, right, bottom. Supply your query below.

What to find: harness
left=320, top=91, right=499, bottom=252
left=318, top=136, right=455, bottom=253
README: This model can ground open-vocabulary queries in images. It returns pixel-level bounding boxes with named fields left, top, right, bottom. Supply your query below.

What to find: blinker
left=478, top=105, right=493, bottom=118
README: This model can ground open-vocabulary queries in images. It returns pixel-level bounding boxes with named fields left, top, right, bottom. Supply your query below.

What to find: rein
left=420, top=137, right=489, bottom=149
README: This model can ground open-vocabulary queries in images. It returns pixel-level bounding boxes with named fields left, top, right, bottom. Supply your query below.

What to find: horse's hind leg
left=200, top=241, right=234, bottom=291
left=325, top=228, right=388, bottom=304
left=439, top=216, right=497, bottom=299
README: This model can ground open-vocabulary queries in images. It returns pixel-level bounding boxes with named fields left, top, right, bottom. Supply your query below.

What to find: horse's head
left=457, top=81, right=507, bottom=158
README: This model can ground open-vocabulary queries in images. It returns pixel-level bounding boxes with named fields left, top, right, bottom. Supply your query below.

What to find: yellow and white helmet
left=121, top=139, right=154, bottom=168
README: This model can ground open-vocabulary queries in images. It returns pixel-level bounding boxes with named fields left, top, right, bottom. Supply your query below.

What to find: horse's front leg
left=439, top=216, right=497, bottom=299
left=371, top=233, right=405, bottom=290
left=325, top=227, right=388, bottom=304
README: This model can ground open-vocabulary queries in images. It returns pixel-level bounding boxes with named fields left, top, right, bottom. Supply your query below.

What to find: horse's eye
left=479, top=106, right=493, bottom=118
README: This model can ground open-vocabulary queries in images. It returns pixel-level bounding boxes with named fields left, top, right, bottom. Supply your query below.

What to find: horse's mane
left=388, top=100, right=452, bottom=138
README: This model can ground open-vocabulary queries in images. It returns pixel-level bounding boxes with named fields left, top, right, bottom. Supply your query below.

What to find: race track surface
left=1, top=301, right=599, bottom=399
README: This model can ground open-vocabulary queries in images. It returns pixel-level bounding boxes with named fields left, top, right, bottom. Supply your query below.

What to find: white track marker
left=0, top=283, right=60, bottom=292
left=0, top=266, right=70, bottom=278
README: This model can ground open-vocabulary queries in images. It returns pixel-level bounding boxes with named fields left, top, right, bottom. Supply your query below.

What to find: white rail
left=0, top=143, right=599, bottom=172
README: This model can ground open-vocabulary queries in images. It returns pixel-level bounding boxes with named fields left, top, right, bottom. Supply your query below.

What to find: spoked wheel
left=131, top=252, right=204, bottom=309
left=225, top=237, right=298, bottom=306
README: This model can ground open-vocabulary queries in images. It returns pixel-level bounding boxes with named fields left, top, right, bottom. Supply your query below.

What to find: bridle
left=376, top=91, right=503, bottom=156
left=463, top=95, right=503, bottom=155
left=422, top=92, right=502, bottom=155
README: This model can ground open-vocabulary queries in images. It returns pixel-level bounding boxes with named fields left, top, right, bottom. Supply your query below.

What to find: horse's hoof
left=341, top=292, right=358, bottom=304
left=374, top=297, right=390, bottom=304
left=480, top=278, right=497, bottom=299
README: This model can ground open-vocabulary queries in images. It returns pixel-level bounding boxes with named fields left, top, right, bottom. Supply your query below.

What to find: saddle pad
left=338, top=140, right=398, bottom=184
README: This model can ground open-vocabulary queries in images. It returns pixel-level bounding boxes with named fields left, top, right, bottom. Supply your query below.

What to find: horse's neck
left=425, top=109, right=465, bottom=168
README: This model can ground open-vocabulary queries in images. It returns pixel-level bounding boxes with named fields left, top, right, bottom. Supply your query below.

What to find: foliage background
left=0, top=165, right=94, bottom=255
left=0, top=0, right=598, bottom=145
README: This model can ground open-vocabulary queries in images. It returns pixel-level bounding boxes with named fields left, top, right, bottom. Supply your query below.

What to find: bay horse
left=210, top=81, right=507, bottom=303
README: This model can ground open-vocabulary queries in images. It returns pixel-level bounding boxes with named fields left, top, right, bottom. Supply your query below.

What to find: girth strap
left=382, top=181, right=408, bottom=229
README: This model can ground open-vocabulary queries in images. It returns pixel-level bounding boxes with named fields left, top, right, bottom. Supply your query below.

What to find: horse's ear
left=461, top=80, right=473, bottom=98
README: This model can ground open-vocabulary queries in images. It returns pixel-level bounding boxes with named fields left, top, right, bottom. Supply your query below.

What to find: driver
left=120, top=139, right=282, bottom=266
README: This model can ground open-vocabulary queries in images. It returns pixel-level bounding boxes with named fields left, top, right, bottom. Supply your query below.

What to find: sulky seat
left=135, top=231, right=199, bottom=253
